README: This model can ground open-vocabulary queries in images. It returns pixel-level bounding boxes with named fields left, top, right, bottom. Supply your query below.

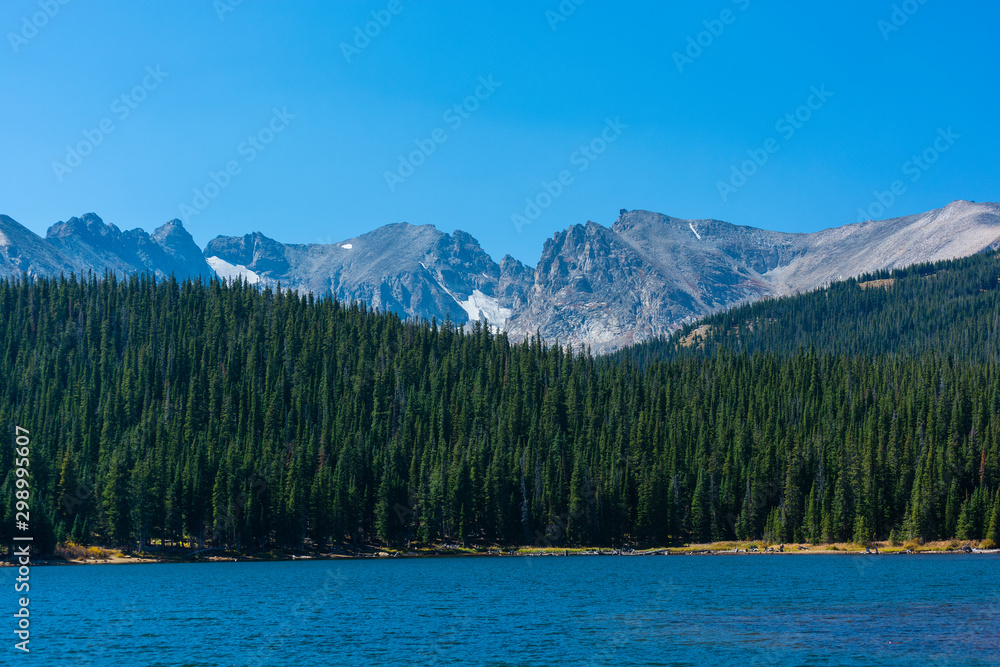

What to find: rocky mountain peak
left=205, top=232, right=289, bottom=274
left=4, top=199, right=1000, bottom=352
left=10, top=213, right=214, bottom=280
left=152, top=218, right=191, bottom=241
left=47, top=213, right=120, bottom=240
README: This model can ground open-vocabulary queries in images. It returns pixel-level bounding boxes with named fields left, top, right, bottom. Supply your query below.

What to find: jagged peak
left=612, top=209, right=691, bottom=233
left=47, top=212, right=119, bottom=239
left=205, top=230, right=280, bottom=249
left=448, top=228, right=480, bottom=245
left=156, top=217, right=185, bottom=231
left=153, top=218, right=194, bottom=241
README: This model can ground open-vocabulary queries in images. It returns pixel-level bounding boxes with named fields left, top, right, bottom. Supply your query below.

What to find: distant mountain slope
left=0, top=214, right=77, bottom=276
left=508, top=200, right=1000, bottom=351
left=3, top=200, right=999, bottom=351
left=624, top=251, right=1000, bottom=365
left=764, top=199, right=1000, bottom=295
left=204, top=223, right=531, bottom=325
left=0, top=213, right=213, bottom=280
left=502, top=217, right=780, bottom=350
left=502, top=212, right=801, bottom=350
left=6, top=271, right=999, bottom=552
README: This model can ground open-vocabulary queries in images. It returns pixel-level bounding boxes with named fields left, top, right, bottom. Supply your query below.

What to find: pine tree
left=102, top=449, right=133, bottom=550
left=986, top=488, right=1000, bottom=545
left=689, top=469, right=711, bottom=543
left=1, top=269, right=999, bottom=554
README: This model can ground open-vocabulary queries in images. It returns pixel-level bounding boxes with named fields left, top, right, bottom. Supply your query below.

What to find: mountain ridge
left=620, top=248, right=1000, bottom=368
left=2, top=199, right=998, bottom=351
left=0, top=212, right=214, bottom=281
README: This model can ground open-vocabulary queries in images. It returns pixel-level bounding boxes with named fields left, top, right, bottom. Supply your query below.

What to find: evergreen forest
left=2, top=254, right=1000, bottom=553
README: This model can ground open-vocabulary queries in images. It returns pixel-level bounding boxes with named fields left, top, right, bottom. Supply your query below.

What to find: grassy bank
left=4, top=537, right=998, bottom=566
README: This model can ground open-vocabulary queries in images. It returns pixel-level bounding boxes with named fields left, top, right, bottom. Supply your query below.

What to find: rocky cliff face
left=504, top=214, right=790, bottom=350
left=0, top=214, right=77, bottom=277
left=204, top=222, right=528, bottom=326
left=512, top=200, right=1000, bottom=351
left=0, top=213, right=213, bottom=281
left=4, top=200, right=999, bottom=352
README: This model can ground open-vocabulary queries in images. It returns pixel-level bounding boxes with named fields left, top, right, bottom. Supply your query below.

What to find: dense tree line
left=626, top=252, right=1000, bottom=366
left=1, top=272, right=999, bottom=553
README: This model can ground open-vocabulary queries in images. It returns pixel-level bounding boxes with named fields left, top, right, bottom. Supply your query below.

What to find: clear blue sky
left=1, top=1, right=997, bottom=265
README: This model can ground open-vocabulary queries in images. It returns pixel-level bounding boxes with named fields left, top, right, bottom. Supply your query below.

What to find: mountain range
left=1, top=199, right=998, bottom=352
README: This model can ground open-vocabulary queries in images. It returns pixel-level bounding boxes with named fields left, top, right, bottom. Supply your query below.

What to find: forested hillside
left=1, top=273, right=999, bottom=553
left=626, top=252, right=1000, bottom=365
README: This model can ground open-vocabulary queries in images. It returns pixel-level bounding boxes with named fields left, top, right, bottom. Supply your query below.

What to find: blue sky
left=1, top=1, right=997, bottom=265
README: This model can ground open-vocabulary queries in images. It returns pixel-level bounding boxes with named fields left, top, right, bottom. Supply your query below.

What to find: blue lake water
left=17, top=553, right=1000, bottom=665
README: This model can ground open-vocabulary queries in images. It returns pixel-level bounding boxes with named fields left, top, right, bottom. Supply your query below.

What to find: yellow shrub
left=55, top=542, right=87, bottom=560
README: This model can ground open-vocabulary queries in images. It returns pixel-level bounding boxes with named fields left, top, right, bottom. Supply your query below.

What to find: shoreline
left=5, top=543, right=999, bottom=566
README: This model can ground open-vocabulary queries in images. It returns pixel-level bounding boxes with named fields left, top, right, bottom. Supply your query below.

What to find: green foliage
left=628, top=252, right=1000, bottom=364
left=0, top=270, right=998, bottom=551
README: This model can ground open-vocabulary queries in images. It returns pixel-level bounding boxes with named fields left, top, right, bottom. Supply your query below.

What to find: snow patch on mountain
left=455, top=289, right=512, bottom=326
left=206, top=256, right=262, bottom=284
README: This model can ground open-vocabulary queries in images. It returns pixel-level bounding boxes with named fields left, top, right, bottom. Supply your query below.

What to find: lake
left=19, top=553, right=1000, bottom=665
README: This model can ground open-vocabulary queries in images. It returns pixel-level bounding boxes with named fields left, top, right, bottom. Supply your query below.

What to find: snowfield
left=206, top=256, right=263, bottom=284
